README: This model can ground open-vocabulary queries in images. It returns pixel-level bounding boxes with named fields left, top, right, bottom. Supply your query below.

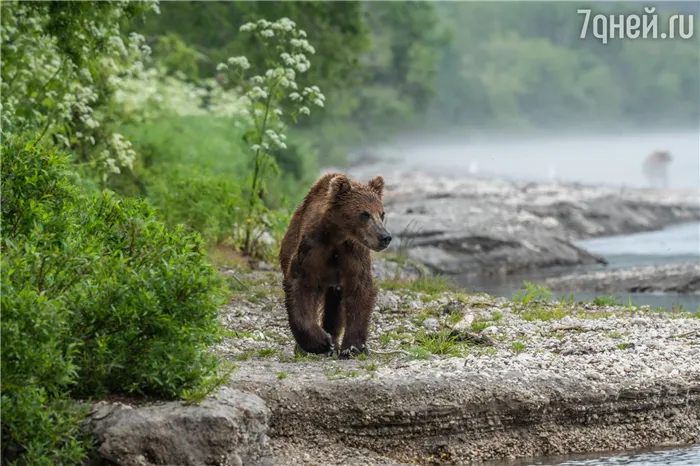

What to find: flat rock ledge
left=82, top=387, right=274, bottom=466
left=212, top=271, right=700, bottom=465
left=545, top=262, right=700, bottom=295
left=231, top=362, right=700, bottom=466
left=340, top=164, right=700, bottom=277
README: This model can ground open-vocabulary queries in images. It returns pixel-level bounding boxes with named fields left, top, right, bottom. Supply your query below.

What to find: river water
left=486, top=444, right=700, bottom=466
left=384, top=128, right=699, bottom=190
left=454, top=221, right=700, bottom=312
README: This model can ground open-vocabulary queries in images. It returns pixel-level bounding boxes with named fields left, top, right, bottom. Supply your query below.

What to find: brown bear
left=642, top=150, right=672, bottom=188
left=279, top=172, right=392, bottom=358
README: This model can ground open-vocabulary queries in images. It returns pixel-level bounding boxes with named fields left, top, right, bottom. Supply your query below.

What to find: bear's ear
left=367, top=175, right=384, bottom=198
left=328, top=174, right=352, bottom=199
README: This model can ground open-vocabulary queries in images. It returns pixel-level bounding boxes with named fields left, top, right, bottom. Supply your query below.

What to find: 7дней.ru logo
left=579, top=7, right=694, bottom=44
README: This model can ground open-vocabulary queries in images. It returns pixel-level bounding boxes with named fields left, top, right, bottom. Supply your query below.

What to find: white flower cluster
left=110, top=67, right=246, bottom=123
left=1, top=3, right=64, bottom=130
left=216, top=17, right=326, bottom=155
left=100, top=133, right=136, bottom=177
left=0, top=0, right=159, bottom=178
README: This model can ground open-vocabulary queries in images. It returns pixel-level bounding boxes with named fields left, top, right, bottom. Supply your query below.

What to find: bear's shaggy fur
left=279, top=172, right=392, bottom=357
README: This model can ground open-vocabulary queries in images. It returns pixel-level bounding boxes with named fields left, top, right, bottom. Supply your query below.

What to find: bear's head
left=326, top=174, right=392, bottom=252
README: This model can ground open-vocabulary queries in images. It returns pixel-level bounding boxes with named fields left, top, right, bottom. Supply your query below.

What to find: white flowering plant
left=110, top=66, right=247, bottom=125
left=217, top=18, right=326, bottom=256
left=0, top=0, right=159, bottom=182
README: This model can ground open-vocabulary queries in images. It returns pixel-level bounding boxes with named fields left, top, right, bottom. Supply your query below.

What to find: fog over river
left=372, top=129, right=699, bottom=190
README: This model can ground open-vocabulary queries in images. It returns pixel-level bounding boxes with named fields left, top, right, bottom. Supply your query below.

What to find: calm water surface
left=578, top=221, right=700, bottom=259
left=454, top=221, right=700, bottom=311
left=379, top=129, right=700, bottom=190
left=486, top=444, right=700, bottom=466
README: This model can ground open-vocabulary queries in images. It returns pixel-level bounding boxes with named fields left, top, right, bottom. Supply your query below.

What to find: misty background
left=128, top=1, right=699, bottom=191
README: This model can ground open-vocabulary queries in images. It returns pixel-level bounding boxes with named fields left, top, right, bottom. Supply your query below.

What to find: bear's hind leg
left=284, top=279, right=334, bottom=355
left=322, top=286, right=344, bottom=351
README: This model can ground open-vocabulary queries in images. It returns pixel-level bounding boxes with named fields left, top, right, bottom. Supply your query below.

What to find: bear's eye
left=380, top=211, right=385, bottom=221
left=360, top=211, right=371, bottom=221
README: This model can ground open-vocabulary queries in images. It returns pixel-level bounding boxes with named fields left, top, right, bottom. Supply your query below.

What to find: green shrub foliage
left=1, top=135, right=227, bottom=463
left=141, top=162, right=245, bottom=250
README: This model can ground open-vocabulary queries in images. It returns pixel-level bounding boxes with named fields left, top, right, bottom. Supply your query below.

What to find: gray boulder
left=83, top=387, right=273, bottom=466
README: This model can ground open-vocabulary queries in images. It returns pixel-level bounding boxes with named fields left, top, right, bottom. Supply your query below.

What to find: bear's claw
left=339, top=344, right=368, bottom=359
left=326, top=343, right=338, bottom=357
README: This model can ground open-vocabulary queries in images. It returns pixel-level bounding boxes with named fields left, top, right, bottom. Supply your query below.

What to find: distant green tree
left=428, top=1, right=699, bottom=131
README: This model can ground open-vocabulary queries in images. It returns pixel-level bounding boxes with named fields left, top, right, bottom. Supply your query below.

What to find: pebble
left=561, top=315, right=574, bottom=325
left=422, top=318, right=439, bottom=331
left=452, top=313, right=475, bottom=331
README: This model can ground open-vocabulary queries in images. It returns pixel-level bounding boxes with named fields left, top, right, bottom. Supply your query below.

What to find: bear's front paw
left=295, top=341, right=336, bottom=357
left=295, top=327, right=335, bottom=355
left=326, top=343, right=338, bottom=357
left=339, top=343, right=368, bottom=359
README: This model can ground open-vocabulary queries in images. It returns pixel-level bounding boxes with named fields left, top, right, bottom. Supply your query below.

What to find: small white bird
left=468, top=160, right=479, bottom=175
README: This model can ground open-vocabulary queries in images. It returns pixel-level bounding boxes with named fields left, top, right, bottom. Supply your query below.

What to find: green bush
left=104, top=114, right=252, bottom=249
left=1, top=258, right=89, bottom=464
left=1, top=135, right=228, bottom=463
left=142, top=163, right=245, bottom=248
left=140, top=163, right=292, bottom=261
left=118, top=114, right=251, bottom=178
left=111, top=112, right=310, bottom=255
left=67, top=193, right=225, bottom=397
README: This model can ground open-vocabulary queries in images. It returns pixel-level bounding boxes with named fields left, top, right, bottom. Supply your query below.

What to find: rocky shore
left=545, top=262, right=700, bottom=296
left=339, top=164, right=700, bottom=279
left=85, top=268, right=700, bottom=465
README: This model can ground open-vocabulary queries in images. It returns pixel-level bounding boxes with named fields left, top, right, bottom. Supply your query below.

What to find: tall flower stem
left=243, top=81, right=278, bottom=253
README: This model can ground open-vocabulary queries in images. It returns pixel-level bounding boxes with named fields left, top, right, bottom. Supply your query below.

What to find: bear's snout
left=379, top=232, right=392, bottom=248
